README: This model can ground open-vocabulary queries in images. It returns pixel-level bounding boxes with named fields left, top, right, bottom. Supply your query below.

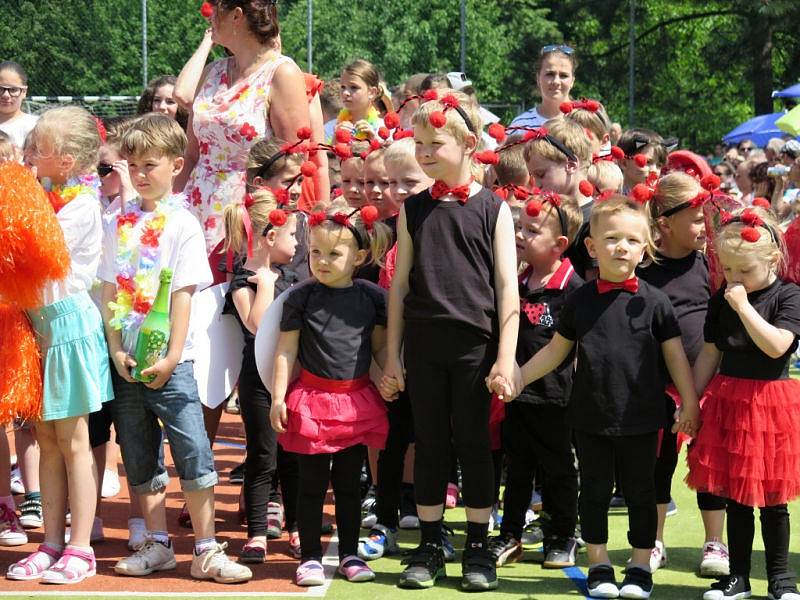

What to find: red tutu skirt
left=489, top=394, right=506, bottom=451
left=279, top=369, right=389, bottom=455
left=686, top=374, right=800, bottom=507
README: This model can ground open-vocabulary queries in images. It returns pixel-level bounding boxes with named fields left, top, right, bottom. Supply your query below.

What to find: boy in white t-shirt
left=98, top=114, right=252, bottom=584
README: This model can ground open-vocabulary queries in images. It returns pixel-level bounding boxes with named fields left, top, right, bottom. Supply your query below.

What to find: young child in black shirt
left=487, top=190, right=584, bottom=570
left=499, top=194, right=699, bottom=599
left=638, top=172, right=727, bottom=578
left=687, top=206, right=800, bottom=600
left=269, top=204, right=392, bottom=587
left=380, top=89, right=520, bottom=592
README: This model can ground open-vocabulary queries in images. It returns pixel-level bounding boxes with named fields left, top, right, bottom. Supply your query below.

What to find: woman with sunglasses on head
left=509, top=45, right=576, bottom=129
left=0, top=61, right=38, bottom=150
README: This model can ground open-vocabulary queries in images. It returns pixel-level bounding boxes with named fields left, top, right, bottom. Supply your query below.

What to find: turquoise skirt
left=26, top=291, right=114, bottom=421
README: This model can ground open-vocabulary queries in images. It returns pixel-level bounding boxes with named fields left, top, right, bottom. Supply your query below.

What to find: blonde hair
left=524, top=118, right=592, bottom=166
left=411, top=90, right=483, bottom=147
left=650, top=172, right=702, bottom=222
left=222, top=188, right=293, bottom=256
left=364, top=147, right=386, bottom=170
left=120, top=113, right=186, bottom=159
left=311, top=202, right=392, bottom=267
left=587, top=160, right=623, bottom=193
left=103, top=116, right=137, bottom=152
left=716, top=206, right=785, bottom=273
left=29, top=106, right=101, bottom=175
left=494, top=136, right=529, bottom=186
left=590, top=195, right=656, bottom=260
left=383, top=137, right=415, bottom=166
left=246, top=136, right=303, bottom=184
left=565, top=103, right=611, bottom=142
left=528, top=193, right=583, bottom=245
left=0, top=131, right=15, bottom=162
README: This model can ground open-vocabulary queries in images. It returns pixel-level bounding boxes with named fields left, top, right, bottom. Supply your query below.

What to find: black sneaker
left=461, top=544, right=498, bottom=591
left=587, top=565, right=619, bottom=599
left=398, top=542, right=446, bottom=589
left=768, top=572, right=800, bottom=600
left=543, top=537, right=577, bottom=569
left=702, top=574, right=752, bottom=600
left=487, top=532, right=523, bottom=567
left=619, top=566, right=653, bottom=598
left=228, top=462, right=245, bottom=484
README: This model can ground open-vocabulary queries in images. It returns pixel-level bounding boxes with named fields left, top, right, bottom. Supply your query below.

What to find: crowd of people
left=3, top=1, right=800, bottom=599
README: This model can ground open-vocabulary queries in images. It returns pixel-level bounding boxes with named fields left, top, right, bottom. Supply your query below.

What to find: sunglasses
left=97, top=163, right=114, bottom=177
left=740, top=146, right=754, bottom=152
left=541, top=44, right=575, bottom=56
left=0, top=85, right=27, bottom=98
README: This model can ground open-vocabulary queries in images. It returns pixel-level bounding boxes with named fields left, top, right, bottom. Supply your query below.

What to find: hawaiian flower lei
left=336, top=106, right=381, bottom=140
left=108, top=193, right=187, bottom=331
left=42, top=173, right=101, bottom=214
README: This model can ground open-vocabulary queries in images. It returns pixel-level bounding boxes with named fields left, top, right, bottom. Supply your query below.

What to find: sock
left=43, top=541, right=64, bottom=553
left=148, top=530, right=170, bottom=547
left=24, top=491, right=41, bottom=502
left=589, top=561, right=613, bottom=570
left=195, top=536, right=217, bottom=555
left=66, top=544, right=93, bottom=554
left=465, top=521, right=489, bottom=550
left=419, top=519, right=443, bottom=546
left=629, top=562, right=651, bottom=573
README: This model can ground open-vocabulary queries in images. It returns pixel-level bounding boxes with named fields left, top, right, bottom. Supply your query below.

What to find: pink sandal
left=6, top=544, right=62, bottom=581
left=41, top=546, right=96, bottom=584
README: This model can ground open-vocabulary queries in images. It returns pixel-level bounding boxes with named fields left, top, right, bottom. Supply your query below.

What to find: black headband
left=723, top=216, right=779, bottom=245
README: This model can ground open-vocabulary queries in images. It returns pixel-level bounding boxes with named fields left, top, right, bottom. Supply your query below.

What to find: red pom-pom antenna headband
left=523, top=188, right=568, bottom=236
left=720, top=208, right=778, bottom=245
left=658, top=174, right=722, bottom=218
left=559, top=98, right=601, bottom=114
left=200, top=1, right=213, bottom=18
left=307, top=206, right=377, bottom=249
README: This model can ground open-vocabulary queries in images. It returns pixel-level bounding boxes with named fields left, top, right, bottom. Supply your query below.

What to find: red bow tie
left=596, top=277, right=639, bottom=294
left=431, top=180, right=471, bottom=204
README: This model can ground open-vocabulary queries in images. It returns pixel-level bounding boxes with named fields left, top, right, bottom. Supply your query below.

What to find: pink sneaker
left=289, top=530, right=301, bottom=559
left=41, top=546, right=96, bottom=585
left=337, top=555, right=375, bottom=582
left=700, top=541, right=730, bottom=578
left=7, top=544, right=61, bottom=580
left=0, top=504, right=28, bottom=546
left=295, top=559, right=325, bottom=586
left=445, top=483, right=459, bottom=509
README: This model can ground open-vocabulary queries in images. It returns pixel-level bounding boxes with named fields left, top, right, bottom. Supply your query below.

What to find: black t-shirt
left=557, top=278, right=682, bottom=435
left=516, top=259, right=583, bottom=406
left=355, top=214, right=398, bottom=284
left=563, top=201, right=596, bottom=280
left=403, top=187, right=502, bottom=338
left=288, top=214, right=311, bottom=281
left=280, top=279, right=387, bottom=380
left=637, top=251, right=709, bottom=366
left=705, top=279, right=800, bottom=380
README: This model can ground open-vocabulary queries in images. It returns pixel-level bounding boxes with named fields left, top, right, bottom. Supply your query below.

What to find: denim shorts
left=109, top=362, right=218, bottom=494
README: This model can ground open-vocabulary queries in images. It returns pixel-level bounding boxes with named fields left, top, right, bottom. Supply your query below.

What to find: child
left=336, top=60, right=390, bottom=142
left=489, top=135, right=531, bottom=200
left=381, top=90, right=519, bottom=592
left=358, top=137, right=433, bottom=560
left=341, top=143, right=369, bottom=209
left=98, top=114, right=251, bottom=584
left=97, top=116, right=136, bottom=219
left=364, top=149, right=396, bottom=220
left=270, top=204, right=391, bottom=586
left=688, top=206, right=800, bottom=600
left=587, top=159, right=624, bottom=195
left=561, top=99, right=611, bottom=157
left=509, top=195, right=699, bottom=599
left=222, top=189, right=299, bottom=563
left=638, top=173, right=723, bottom=576
left=6, top=106, right=113, bottom=584
left=488, top=191, right=583, bottom=570
left=617, top=128, right=667, bottom=193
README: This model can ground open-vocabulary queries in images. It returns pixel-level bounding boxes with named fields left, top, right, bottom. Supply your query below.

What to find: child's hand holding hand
left=378, top=375, right=400, bottom=401
left=354, top=120, right=375, bottom=139
left=724, top=283, right=749, bottom=313
left=672, top=403, right=700, bottom=437
left=381, top=356, right=405, bottom=401
left=486, top=360, right=520, bottom=401
left=141, top=355, right=179, bottom=390
left=486, top=375, right=513, bottom=402
left=270, top=399, right=287, bottom=433
left=112, top=350, right=137, bottom=383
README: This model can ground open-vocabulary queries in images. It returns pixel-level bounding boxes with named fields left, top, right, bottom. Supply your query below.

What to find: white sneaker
left=399, top=514, right=420, bottom=529
left=101, top=469, right=121, bottom=498
left=190, top=542, right=252, bottom=583
left=10, top=466, right=24, bottom=495
left=0, top=504, right=27, bottom=546
left=127, top=518, right=147, bottom=551
left=700, top=541, right=730, bottom=578
left=649, top=540, right=667, bottom=572
left=65, top=516, right=104, bottom=544
left=114, top=540, right=177, bottom=576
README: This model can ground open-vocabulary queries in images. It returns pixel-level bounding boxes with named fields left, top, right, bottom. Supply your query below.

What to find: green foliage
left=2, top=0, right=800, bottom=150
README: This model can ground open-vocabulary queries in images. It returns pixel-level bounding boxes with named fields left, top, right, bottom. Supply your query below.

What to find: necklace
left=337, top=106, right=381, bottom=140
left=42, top=173, right=101, bottom=213
left=108, top=194, right=187, bottom=331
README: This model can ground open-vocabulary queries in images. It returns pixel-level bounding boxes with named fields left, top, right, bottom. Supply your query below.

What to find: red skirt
left=686, top=374, right=800, bottom=507
left=489, top=394, right=506, bottom=451
left=279, top=369, right=388, bottom=455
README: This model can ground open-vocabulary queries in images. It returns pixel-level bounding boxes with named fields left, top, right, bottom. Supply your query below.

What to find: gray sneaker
left=543, top=537, right=577, bottom=569
left=191, top=542, right=252, bottom=583
left=114, top=540, right=177, bottom=576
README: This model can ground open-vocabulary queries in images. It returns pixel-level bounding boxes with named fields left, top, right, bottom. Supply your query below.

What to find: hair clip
left=93, top=117, right=107, bottom=143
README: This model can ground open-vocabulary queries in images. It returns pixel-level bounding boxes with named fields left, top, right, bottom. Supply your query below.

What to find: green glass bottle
left=131, top=268, right=173, bottom=383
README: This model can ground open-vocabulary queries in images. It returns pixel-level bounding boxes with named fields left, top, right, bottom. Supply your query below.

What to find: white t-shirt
left=98, top=203, right=213, bottom=362
left=44, top=193, right=104, bottom=306
left=509, top=106, right=547, bottom=129
left=0, top=112, right=38, bottom=148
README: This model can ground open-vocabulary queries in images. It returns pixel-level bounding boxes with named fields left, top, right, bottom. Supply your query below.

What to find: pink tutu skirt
left=686, top=374, right=800, bottom=507
left=489, top=394, right=505, bottom=451
left=279, top=368, right=388, bottom=455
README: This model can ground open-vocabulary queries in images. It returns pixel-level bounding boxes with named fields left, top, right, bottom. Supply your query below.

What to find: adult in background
left=0, top=61, right=37, bottom=149
left=510, top=45, right=576, bottom=129
left=137, top=75, right=189, bottom=131
left=175, top=0, right=310, bottom=267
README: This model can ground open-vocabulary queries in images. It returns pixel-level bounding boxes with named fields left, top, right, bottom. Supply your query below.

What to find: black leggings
left=404, top=322, right=496, bottom=508
left=297, top=444, right=364, bottom=561
left=501, top=403, right=577, bottom=540
left=727, top=500, right=790, bottom=579
left=653, top=398, right=678, bottom=505
left=697, top=492, right=727, bottom=512
left=575, top=430, right=658, bottom=549
left=269, top=445, right=299, bottom=531
left=239, top=361, right=278, bottom=538
left=375, top=390, right=414, bottom=528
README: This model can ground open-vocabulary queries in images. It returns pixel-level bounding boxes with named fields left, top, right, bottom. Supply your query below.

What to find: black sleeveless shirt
left=403, top=187, right=502, bottom=339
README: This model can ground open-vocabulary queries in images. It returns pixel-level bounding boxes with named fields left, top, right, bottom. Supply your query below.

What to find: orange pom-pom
left=300, top=161, right=317, bottom=178
left=360, top=205, right=379, bottom=228
left=0, top=162, right=70, bottom=309
left=753, top=197, right=771, bottom=209
left=610, top=146, right=625, bottom=160
left=631, top=184, right=654, bottom=204
left=578, top=180, right=595, bottom=197
left=741, top=227, right=761, bottom=242
left=429, top=111, right=447, bottom=128
left=0, top=306, right=42, bottom=424
left=384, top=111, right=400, bottom=129
left=634, top=154, right=648, bottom=168
left=526, top=200, right=543, bottom=217
left=200, top=1, right=213, bottom=17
